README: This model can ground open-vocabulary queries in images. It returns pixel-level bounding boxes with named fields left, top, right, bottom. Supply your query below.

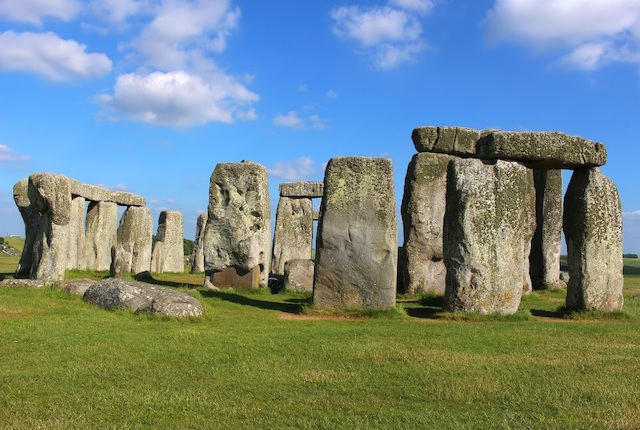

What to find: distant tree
left=623, top=253, right=639, bottom=259
left=184, top=238, right=194, bottom=256
left=0, top=237, right=4, bottom=244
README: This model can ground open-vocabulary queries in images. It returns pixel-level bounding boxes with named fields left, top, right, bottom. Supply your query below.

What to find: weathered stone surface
left=190, top=213, right=207, bottom=273
left=209, top=266, right=260, bottom=290
left=563, top=168, right=623, bottom=311
left=0, top=278, right=52, bottom=288
left=283, top=259, right=314, bottom=292
left=83, top=278, right=203, bottom=318
left=478, top=131, right=607, bottom=169
left=112, top=206, right=153, bottom=276
left=412, top=126, right=492, bottom=157
left=59, top=278, right=95, bottom=295
left=530, top=170, right=565, bottom=290
left=313, top=157, right=397, bottom=309
left=203, top=162, right=271, bottom=288
left=279, top=181, right=324, bottom=198
left=85, top=201, right=118, bottom=271
left=271, top=197, right=313, bottom=276
left=401, top=153, right=453, bottom=294
left=150, top=210, right=184, bottom=273
left=69, top=179, right=145, bottom=206
left=28, top=173, right=72, bottom=282
left=443, top=159, right=536, bottom=314
left=67, top=196, right=86, bottom=270
left=13, top=179, right=41, bottom=278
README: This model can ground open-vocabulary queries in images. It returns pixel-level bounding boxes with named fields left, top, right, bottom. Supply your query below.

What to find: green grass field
left=1, top=241, right=640, bottom=429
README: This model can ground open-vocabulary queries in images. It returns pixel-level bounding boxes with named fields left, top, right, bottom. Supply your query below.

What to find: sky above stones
left=1, top=0, right=640, bottom=253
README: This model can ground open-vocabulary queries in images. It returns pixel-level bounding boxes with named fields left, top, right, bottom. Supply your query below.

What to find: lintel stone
left=279, top=181, right=324, bottom=198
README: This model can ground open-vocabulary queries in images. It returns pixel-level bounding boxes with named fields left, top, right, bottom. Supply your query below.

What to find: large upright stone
left=66, top=196, right=86, bottom=270
left=13, top=179, right=41, bottom=278
left=271, top=197, right=313, bottom=276
left=313, top=157, right=397, bottom=309
left=85, top=201, right=118, bottom=271
left=563, top=168, right=623, bottom=311
left=28, top=173, right=72, bottom=282
left=530, top=170, right=564, bottom=290
left=443, top=159, right=535, bottom=314
left=190, top=213, right=207, bottom=273
left=204, top=162, right=271, bottom=289
left=151, top=210, right=184, bottom=273
left=112, top=206, right=153, bottom=276
left=401, top=153, right=452, bottom=294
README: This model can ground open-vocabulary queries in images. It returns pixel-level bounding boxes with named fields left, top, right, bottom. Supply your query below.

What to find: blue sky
left=1, top=0, right=639, bottom=253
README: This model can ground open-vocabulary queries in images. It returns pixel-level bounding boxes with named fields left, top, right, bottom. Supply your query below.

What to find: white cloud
left=268, top=157, right=322, bottom=180
left=331, top=1, right=433, bottom=69
left=623, top=210, right=640, bottom=218
left=98, top=70, right=259, bottom=127
left=0, top=0, right=80, bottom=25
left=0, top=31, right=112, bottom=82
left=326, top=89, right=339, bottom=99
left=273, top=111, right=326, bottom=130
left=95, top=182, right=129, bottom=191
left=485, top=0, right=640, bottom=70
left=0, top=145, right=30, bottom=163
left=86, top=0, right=152, bottom=25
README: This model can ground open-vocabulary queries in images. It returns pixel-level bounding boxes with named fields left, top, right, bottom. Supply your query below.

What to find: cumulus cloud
left=95, top=182, right=129, bottom=191
left=273, top=111, right=326, bottom=130
left=268, top=157, right=323, bottom=180
left=331, top=0, right=434, bottom=69
left=86, top=0, right=152, bottom=25
left=98, top=70, right=258, bottom=126
left=0, top=145, right=30, bottom=163
left=0, top=31, right=112, bottom=81
left=623, top=210, right=640, bottom=218
left=485, top=0, right=640, bottom=70
left=0, top=0, right=80, bottom=25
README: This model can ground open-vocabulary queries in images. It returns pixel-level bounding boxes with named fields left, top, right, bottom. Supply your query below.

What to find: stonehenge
left=190, top=213, right=207, bottom=273
left=150, top=210, right=185, bottom=273
left=112, top=206, right=153, bottom=277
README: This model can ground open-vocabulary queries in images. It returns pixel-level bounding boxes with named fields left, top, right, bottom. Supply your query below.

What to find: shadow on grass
left=199, top=290, right=306, bottom=314
left=529, top=308, right=566, bottom=319
left=142, top=278, right=201, bottom=289
left=624, top=265, right=640, bottom=275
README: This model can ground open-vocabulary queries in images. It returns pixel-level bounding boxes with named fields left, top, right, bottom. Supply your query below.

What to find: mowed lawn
left=1, top=248, right=639, bottom=429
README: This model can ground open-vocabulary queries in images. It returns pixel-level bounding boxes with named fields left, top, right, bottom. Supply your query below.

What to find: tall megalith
left=313, top=157, right=397, bottom=309
left=85, top=201, right=118, bottom=271
left=13, top=179, right=41, bottom=279
left=271, top=197, right=313, bottom=276
left=563, top=168, right=623, bottom=311
left=401, top=153, right=452, bottom=294
left=112, top=206, right=153, bottom=276
left=443, top=159, right=535, bottom=314
left=67, top=196, right=86, bottom=270
left=203, top=162, right=271, bottom=289
left=190, top=213, right=207, bottom=273
left=151, top=210, right=184, bottom=273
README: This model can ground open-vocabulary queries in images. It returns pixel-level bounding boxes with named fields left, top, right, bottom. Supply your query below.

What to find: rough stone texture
left=313, top=157, right=397, bottom=309
left=85, top=201, right=118, bottom=271
left=0, top=278, right=52, bottom=288
left=28, top=173, right=72, bottom=282
left=443, top=159, right=536, bottom=314
left=112, top=206, right=153, bottom=276
left=279, top=181, right=324, bottom=198
left=563, top=168, right=623, bottom=311
left=271, top=197, right=313, bottom=275
left=67, top=196, right=86, bottom=270
left=203, top=162, right=271, bottom=289
left=209, top=266, right=260, bottom=290
left=69, top=179, right=145, bottom=206
left=150, top=210, right=184, bottom=273
left=190, top=213, right=207, bottom=273
left=13, top=179, right=41, bottom=278
left=83, top=278, right=203, bottom=318
left=412, top=126, right=492, bottom=157
left=401, top=153, right=452, bottom=294
left=530, top=170, right=565, bottom=290
left=283, top=259, right=314, bottom=292
left=478, top=131, right=607, bottom=169
left=59, top=278, right=96, bottom=295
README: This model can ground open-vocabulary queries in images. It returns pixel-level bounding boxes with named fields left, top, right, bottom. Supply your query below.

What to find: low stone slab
left=0, top=279, right=53, bottom=288
left=279, top=181, right=324, bottom=198
left=284, top=259, right=314, bottom=292
left=83, top=278, right=203, bottom=317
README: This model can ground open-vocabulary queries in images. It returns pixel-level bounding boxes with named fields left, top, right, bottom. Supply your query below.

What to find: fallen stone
left=563, top=168, right=623, bottom=311
left=279, top=181, right=324, bottom=198
left=59, top=278, right=96, bottom=295
left=271, top=197, right=313, bottom=275
left=83, top=278, right=203, bottom=318
left=0, top=278, right=53, bottom=288
left=151, top=210, right=184, bottom=273
left=283, top=259, right=314, bottom=292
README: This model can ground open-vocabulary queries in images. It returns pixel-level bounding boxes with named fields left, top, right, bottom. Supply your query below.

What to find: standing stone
left=67, top=196, right=86, bottom=270
left=85, top=201, right=118, bottom=271
left=530, top=170, right=565, bottom=290
left=190, top=213, right=207, bottom=273
left=112, top=206, right=153, bottom=276
left=13, top=179, right=41, bottom=278
left=28, top=173, right=72, bottom=282
left=443, top=159, right=535, bottom=314
left=313, top=157, right=397, bottom=309
left=271, top=197, right=313, bottom=276
left=563, top=168, right=623, bottom=311
left=401, top=153, right=452, bottom=294
left=283, top=259, right=315, bottom=292
left=203, top=162, right=271, bottom=289
left=150, top=210, right=184, bottom=273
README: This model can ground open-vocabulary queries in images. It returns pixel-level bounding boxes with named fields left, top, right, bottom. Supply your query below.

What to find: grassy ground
left=1, top=247, right=640, bottom=428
